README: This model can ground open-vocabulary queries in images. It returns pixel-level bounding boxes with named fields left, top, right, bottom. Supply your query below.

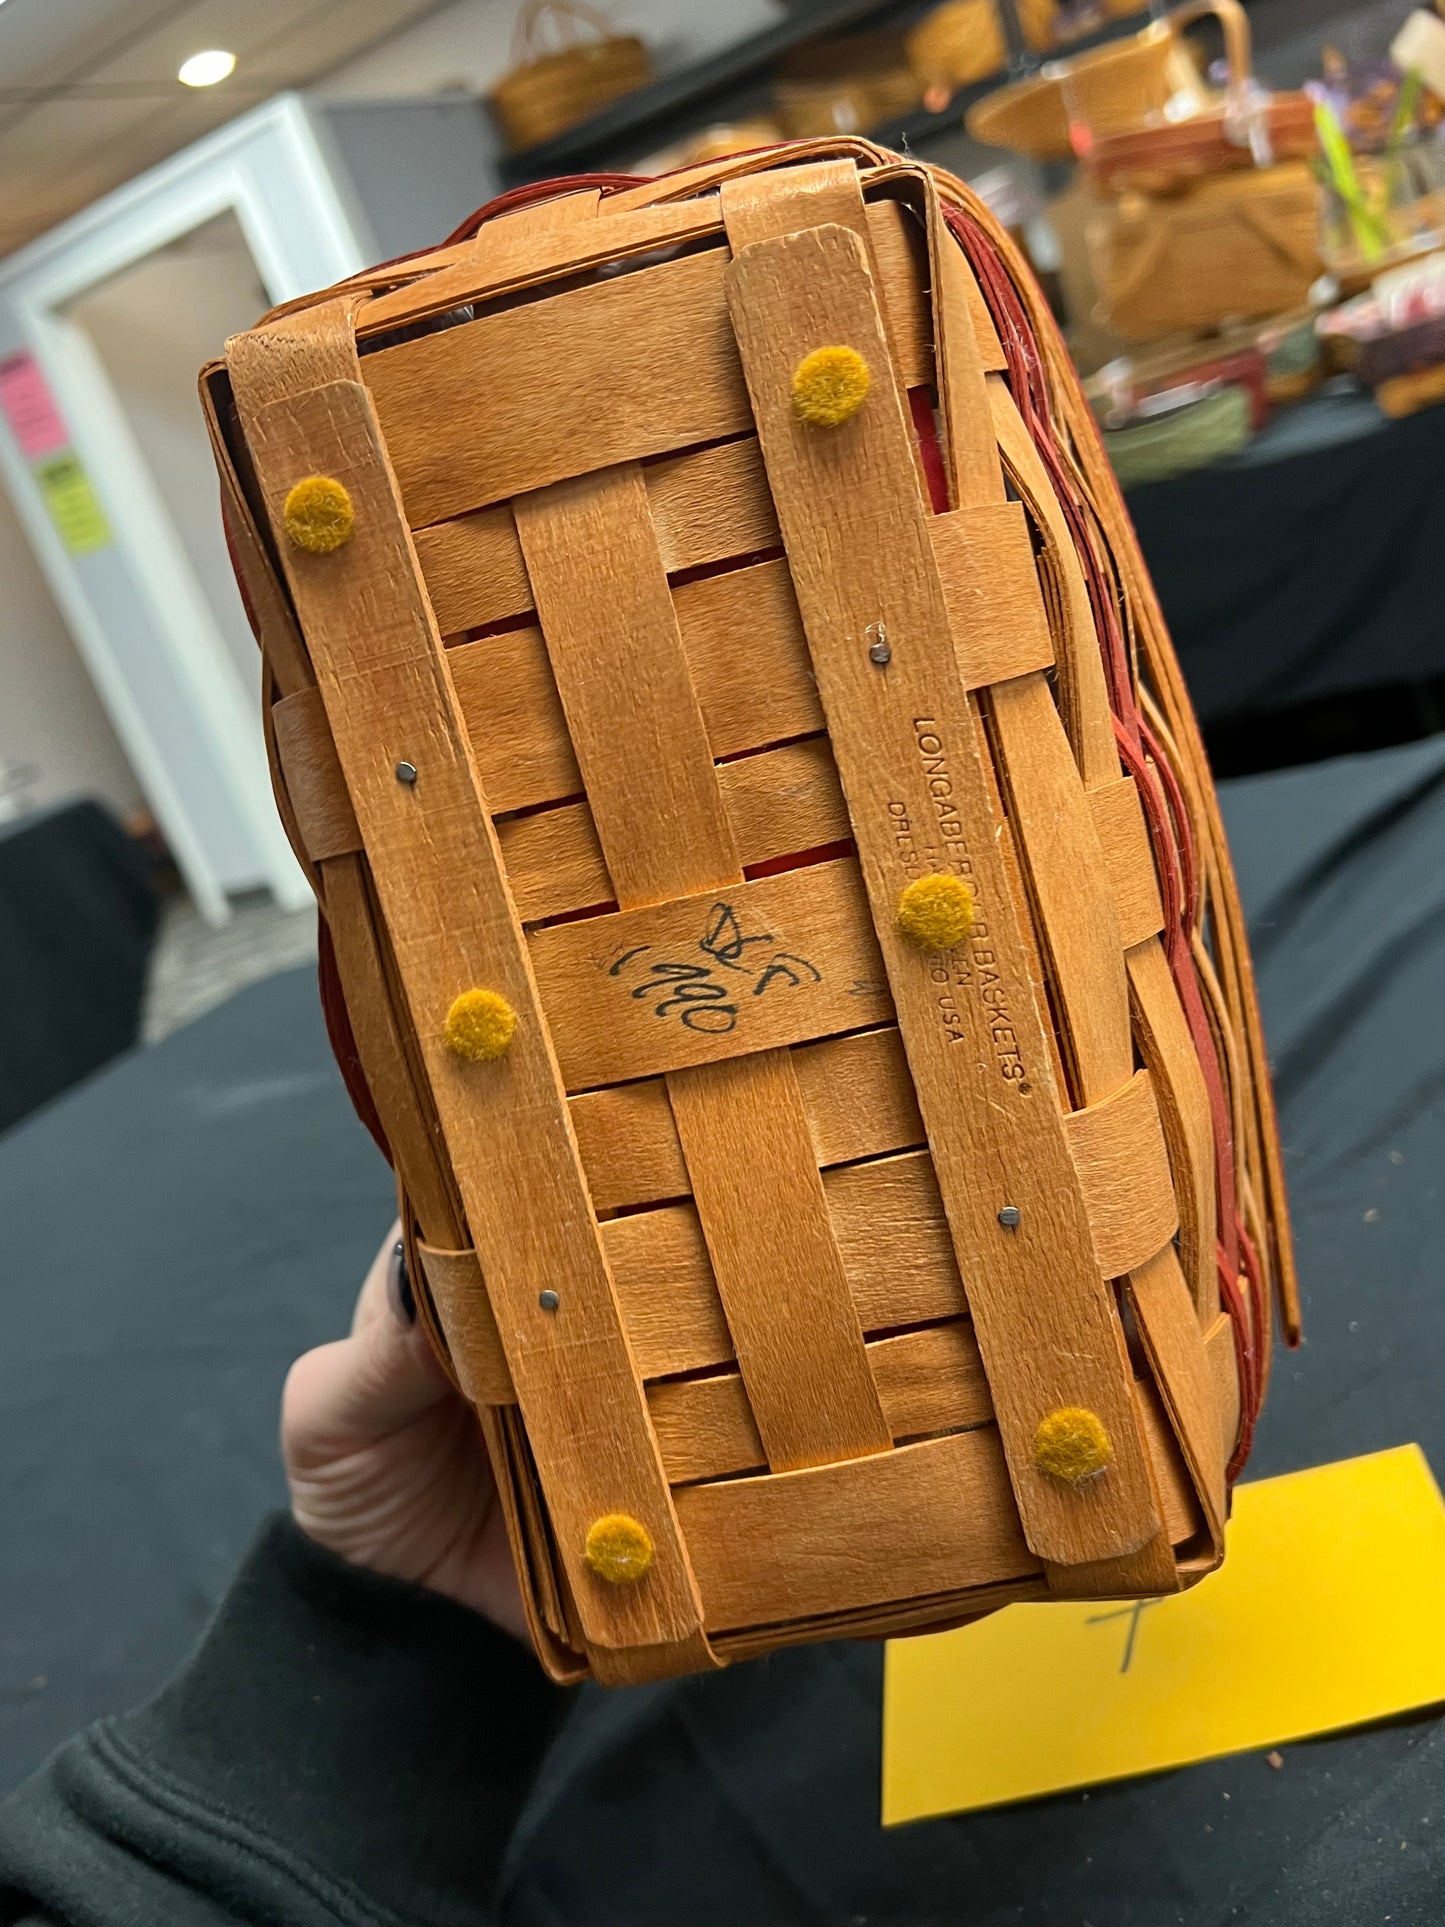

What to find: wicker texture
left=972, top=0, right=1321, bottom=342
left=966, top=0, right=1249, bottom=161
left=206, top=141, right=1296, bottom=1686
left=488, top=0, right=650, bottom=152
left=907, top=0, right=1057, bottom=89
left=1086, top=161, right=1321, bottom=339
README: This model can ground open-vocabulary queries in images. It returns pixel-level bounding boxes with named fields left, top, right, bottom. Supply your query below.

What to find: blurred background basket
left=640, top=117, right=785, bottom=173
left=904, top=0, right=1057, bottom=96
left=772, top=31, right=921, bottom=138
left=1087, top=161, right=1321, bottom=339
left=966, top=0, right=1249, bottom=161
left=1101, top=383, right=1254, bottom=486
left=1087, top=90, right=1318, bottom=193
left=489, top=0, right=652, bottom=152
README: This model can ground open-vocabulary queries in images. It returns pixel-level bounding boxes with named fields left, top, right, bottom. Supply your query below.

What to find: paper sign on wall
left=33, top=452, right=112, bottom=556
left=0, top=352, right=70, bottom=461
left=883, top=1445, right=1445, bottom=1823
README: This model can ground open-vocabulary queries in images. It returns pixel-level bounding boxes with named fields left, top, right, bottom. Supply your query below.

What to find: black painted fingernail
left=387, top=1239, right=416, bottom=1327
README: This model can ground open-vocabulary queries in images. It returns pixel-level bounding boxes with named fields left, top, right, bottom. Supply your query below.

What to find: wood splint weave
left=204, top=139, right=1298, bottom=1686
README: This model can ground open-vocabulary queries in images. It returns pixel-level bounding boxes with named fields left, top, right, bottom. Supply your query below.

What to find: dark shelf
left=496, top=0, right=1243, bottom=187
left=497, top=0, right=917, bottom=185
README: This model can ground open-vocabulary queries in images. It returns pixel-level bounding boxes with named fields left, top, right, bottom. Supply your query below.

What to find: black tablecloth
left=0, top=799, right=158, bottom=1135
left=1131, top=394, right=1445, bottom=726
left=5, top=738, right=1445, bottom=1922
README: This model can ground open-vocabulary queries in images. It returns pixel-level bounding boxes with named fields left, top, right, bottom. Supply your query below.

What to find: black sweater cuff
left=0, top=1512, right=570, bottom=1926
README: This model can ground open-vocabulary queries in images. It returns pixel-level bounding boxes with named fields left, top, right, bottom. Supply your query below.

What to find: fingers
left=283, top=1220, right=531, bottom=1640
left=284, top=1286, right=453, bottom=1469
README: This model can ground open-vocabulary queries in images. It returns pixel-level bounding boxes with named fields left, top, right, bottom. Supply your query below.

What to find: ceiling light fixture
left=178, top=49, right=236, bottom=88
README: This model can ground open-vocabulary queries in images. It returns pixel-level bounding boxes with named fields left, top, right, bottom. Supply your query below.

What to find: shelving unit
left=497, top=0, right=926, bottom=184
left=496, top=1, right=1166, bottom=186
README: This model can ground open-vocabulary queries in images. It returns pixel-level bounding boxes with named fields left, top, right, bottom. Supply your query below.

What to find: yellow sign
left=883, top=1445, right=1445, bottom=1824
left=34, top=451, right=112, bottom=556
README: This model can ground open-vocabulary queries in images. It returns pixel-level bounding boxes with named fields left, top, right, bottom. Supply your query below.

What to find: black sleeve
left=0, top=1513, right=571, bottom=1926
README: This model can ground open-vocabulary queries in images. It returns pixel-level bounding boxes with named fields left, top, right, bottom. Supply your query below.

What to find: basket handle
left=512, top=0, right=619, bottom=63
left=1166, top=0, right=1252, bottom=90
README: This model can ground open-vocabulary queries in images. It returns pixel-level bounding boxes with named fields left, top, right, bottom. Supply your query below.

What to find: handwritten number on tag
left=609, top=902, right=821, bottom=1037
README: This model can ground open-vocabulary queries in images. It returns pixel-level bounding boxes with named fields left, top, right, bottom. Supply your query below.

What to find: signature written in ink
left=608, top=901, right=821, bottom=1035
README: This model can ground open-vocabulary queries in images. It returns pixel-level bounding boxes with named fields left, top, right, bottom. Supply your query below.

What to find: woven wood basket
left=1087, top=160, right=1321, bottom=340
left=967, top=0, right=1247, bottom=161
left=1101, top=384, right=1253, bottom=487
left=1076, top=0, right=1316, bottom=197
left=205, top=140, right=1297, bottom=1686
left=1087, top=89, right=1318, bottom=194
left=906, top=0, right=1057, bottom=92
left=488, top=0, right=650, bottom=152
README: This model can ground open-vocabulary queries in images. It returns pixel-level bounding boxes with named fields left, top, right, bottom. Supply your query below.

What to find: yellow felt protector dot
left=1033, top=1407, right=1113, bottom=1484
left=791, top=345, right=872, bottom=427
left=444, top=988, right=517, bottom=1063
left=896, top=873, right=975, bottom=952
left=585, top=1513, right=654, bottom=1584
left=283, top=475, right=355, bottom=554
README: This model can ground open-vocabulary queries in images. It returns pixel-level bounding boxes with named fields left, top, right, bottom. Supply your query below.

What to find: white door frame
left=0, top=95, right=375, bottom=920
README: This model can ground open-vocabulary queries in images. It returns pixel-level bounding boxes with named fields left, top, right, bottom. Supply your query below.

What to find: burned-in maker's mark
left=884, top=718, right=1028, bottom=1085
left=606, top=900, right=821, bottom=1036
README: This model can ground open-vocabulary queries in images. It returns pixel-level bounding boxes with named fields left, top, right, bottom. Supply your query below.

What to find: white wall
left=0, top=0, right=785, bottom=835
left=320, top=0, right=783, bottom=102
left=68, top=211, right=270, bottom=710
left=0, top=477, right=141, bottom=818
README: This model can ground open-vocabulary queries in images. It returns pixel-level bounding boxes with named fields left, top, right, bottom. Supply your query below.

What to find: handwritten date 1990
left=608, top=901, right=822, bottom=1035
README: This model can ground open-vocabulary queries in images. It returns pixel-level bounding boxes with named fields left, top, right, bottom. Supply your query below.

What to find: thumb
left=283, top=1309, right=456, bottom=1468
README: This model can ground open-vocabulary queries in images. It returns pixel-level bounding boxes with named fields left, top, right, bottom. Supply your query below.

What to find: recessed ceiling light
left=178, top=49, right=236, bottom=88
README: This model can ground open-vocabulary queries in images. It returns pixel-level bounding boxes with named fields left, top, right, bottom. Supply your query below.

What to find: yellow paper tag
left=34, top=451, right=112, bottom=556
left=883, top=1445, right=1445, bottom=1824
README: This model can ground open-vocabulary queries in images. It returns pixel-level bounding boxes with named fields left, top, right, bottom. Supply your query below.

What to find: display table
left=4, top=738, right=1445, bottom=1920
left=0, top=799, right=158, bottom=1134
left=1130, top=391, right=1445, bottom=725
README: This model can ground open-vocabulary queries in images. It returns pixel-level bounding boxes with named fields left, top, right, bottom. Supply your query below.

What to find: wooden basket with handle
left=488, top=0, right=650, bottom=153
left=1086, top=159, right=1321, bottom=340
left=1085, top=90, right=1318, bottom=194
left=1082, top=0, right=1318, bottom=194
left=204, top=140, right=1297, bottom=1685
left=967, top=0, right=1249, bottom=161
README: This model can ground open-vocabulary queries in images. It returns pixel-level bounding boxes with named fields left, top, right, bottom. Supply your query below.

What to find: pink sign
left=0, top=352, right=70, bottom=461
